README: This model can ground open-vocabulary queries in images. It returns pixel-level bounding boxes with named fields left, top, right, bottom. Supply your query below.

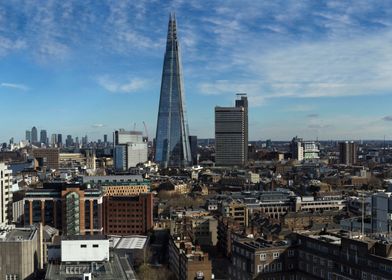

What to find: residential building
left=291, top=136, right=319, bottom=161
left=168, top=234, right=212, bottom=280
left=155, top=14, right=192, bottom=168
left=215, top=94, right=248, bottom=166
left=219, top=199, right=249, bottom=227
left=0, top=162, right=12, bottom=225
left=339, top=141, right=357, bottom=165
left=229, top=238, right=292, bottom=280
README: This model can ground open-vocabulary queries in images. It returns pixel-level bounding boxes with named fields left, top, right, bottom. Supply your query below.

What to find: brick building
left=103, top=192, right=153, bottom=235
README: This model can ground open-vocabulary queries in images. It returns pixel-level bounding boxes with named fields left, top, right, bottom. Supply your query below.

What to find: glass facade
left=155, top=14, right=192, bottom=168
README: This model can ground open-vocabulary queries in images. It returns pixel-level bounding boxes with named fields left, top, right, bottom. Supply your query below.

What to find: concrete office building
left=339, top=141, right=357, bottom=165
left=0, top=225, right=43, bottom=280
left=0, top=162, right=12, bottom=225
left=45, top=235, right=136, bottom=280
left=113, top=130, right=147, bottom=170
left=215, top=94, right=248, bottom=166
left=372, top=191, right=392, bottom=234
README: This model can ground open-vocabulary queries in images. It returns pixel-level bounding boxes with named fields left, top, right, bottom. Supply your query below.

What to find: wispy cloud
left=307, top=113, right=319, bottom=118
left=1, top=82, right=29, bottom=91
left=97, top=76, right=148, bottom=93
left=92, top=123, right=105, bottom=128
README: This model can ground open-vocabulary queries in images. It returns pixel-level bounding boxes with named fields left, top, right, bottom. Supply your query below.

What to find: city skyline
left=2, top=1, right=392, bottom=142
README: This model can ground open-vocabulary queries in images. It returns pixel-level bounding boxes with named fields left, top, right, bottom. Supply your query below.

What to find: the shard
left=155, top=14, right=192, bottom=168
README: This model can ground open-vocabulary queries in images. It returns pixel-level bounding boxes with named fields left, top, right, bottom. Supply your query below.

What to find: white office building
left=113, top=130, right=147, bottom=170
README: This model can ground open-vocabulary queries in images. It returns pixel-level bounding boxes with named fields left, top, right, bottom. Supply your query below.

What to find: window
left=273, top=252, right=280, bottom=259
left=93, top=244, right=99, bottom=248
left=80, top=244, right=87, bottom=248
left=362, top=272, right=367, bottom=280
left=258, top=265, right=263, bottom=272
left=260, top=253, right=266, bottom=260
left=288, top=249, right=294, bottom=257
left=277, top=262, right=282, bottom=271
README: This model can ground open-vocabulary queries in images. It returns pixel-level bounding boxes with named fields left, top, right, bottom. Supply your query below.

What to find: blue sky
left=1, top=0, right=392, bottom=142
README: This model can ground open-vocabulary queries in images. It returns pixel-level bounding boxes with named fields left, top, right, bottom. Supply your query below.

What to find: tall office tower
left=371, top=192, right=392, bottom=233
left=103, top=134, right=108, bottom=143
left=66, top=135, right=73, bottom=147
left=51, top=133, right=58, bottom=147
left=339, top=141, right=357, bottom=165
left=57, top=134, right=63, bottom=147
left=31, top=126, right=38, bottom=144
left=189, top=135, right=198, bottom=165
left=25, top=130, right=31, bottom=142
left=113, top=129, right=147, bottom=170
left=40, top=129, right=47, bottom=145
left=155, top=14, right=192, bottom=168
left=215, top=94, right=248, bottom=166
left=0, top=162, right=12, bottom=225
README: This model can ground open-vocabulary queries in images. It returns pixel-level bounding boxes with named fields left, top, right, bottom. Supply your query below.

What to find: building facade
left=23, top=184, right=103, bottom=235
left=103, top=192, right=153, bottom=235
left=113, top=130, right=147, bottom=170
left=215, top=95, right=248, bottom=166
left=0, top=162, right=12, bottom=225
left=339, top=141, right=357, bottom=165
left=155, top=14, right=192, bottom=168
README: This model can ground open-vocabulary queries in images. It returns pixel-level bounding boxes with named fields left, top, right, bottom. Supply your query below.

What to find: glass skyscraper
left=155, top=14, right=192, bottom=168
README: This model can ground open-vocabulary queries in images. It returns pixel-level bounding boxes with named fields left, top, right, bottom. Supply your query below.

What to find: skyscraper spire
left=155, top=15, right=192, bottom=168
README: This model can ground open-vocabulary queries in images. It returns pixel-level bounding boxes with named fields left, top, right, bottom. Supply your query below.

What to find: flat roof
left=111, top=235, right=148, bottom=250
left=0, top=227, right=36, bottom=242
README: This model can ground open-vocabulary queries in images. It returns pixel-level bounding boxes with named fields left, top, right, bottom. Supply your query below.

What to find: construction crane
left=143, top=121, right=149, bottom=141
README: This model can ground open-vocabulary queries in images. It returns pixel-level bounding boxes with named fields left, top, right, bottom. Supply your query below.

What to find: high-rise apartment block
left=215, top=94, right=248, bottom=166
left=155, top=14, right=192, bottom=168
left=0, top=162, right=12, bottom=225
left=291, top=136, right=319, bottom=161
left=339, top=141, right=357, bottom=165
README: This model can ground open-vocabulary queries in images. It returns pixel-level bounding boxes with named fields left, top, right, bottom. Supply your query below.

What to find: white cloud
left=97, top=76, right=148, bottom=93
left=1, top=82, right=29, bottom=91
left=92, top=124, right=105, bottom=128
